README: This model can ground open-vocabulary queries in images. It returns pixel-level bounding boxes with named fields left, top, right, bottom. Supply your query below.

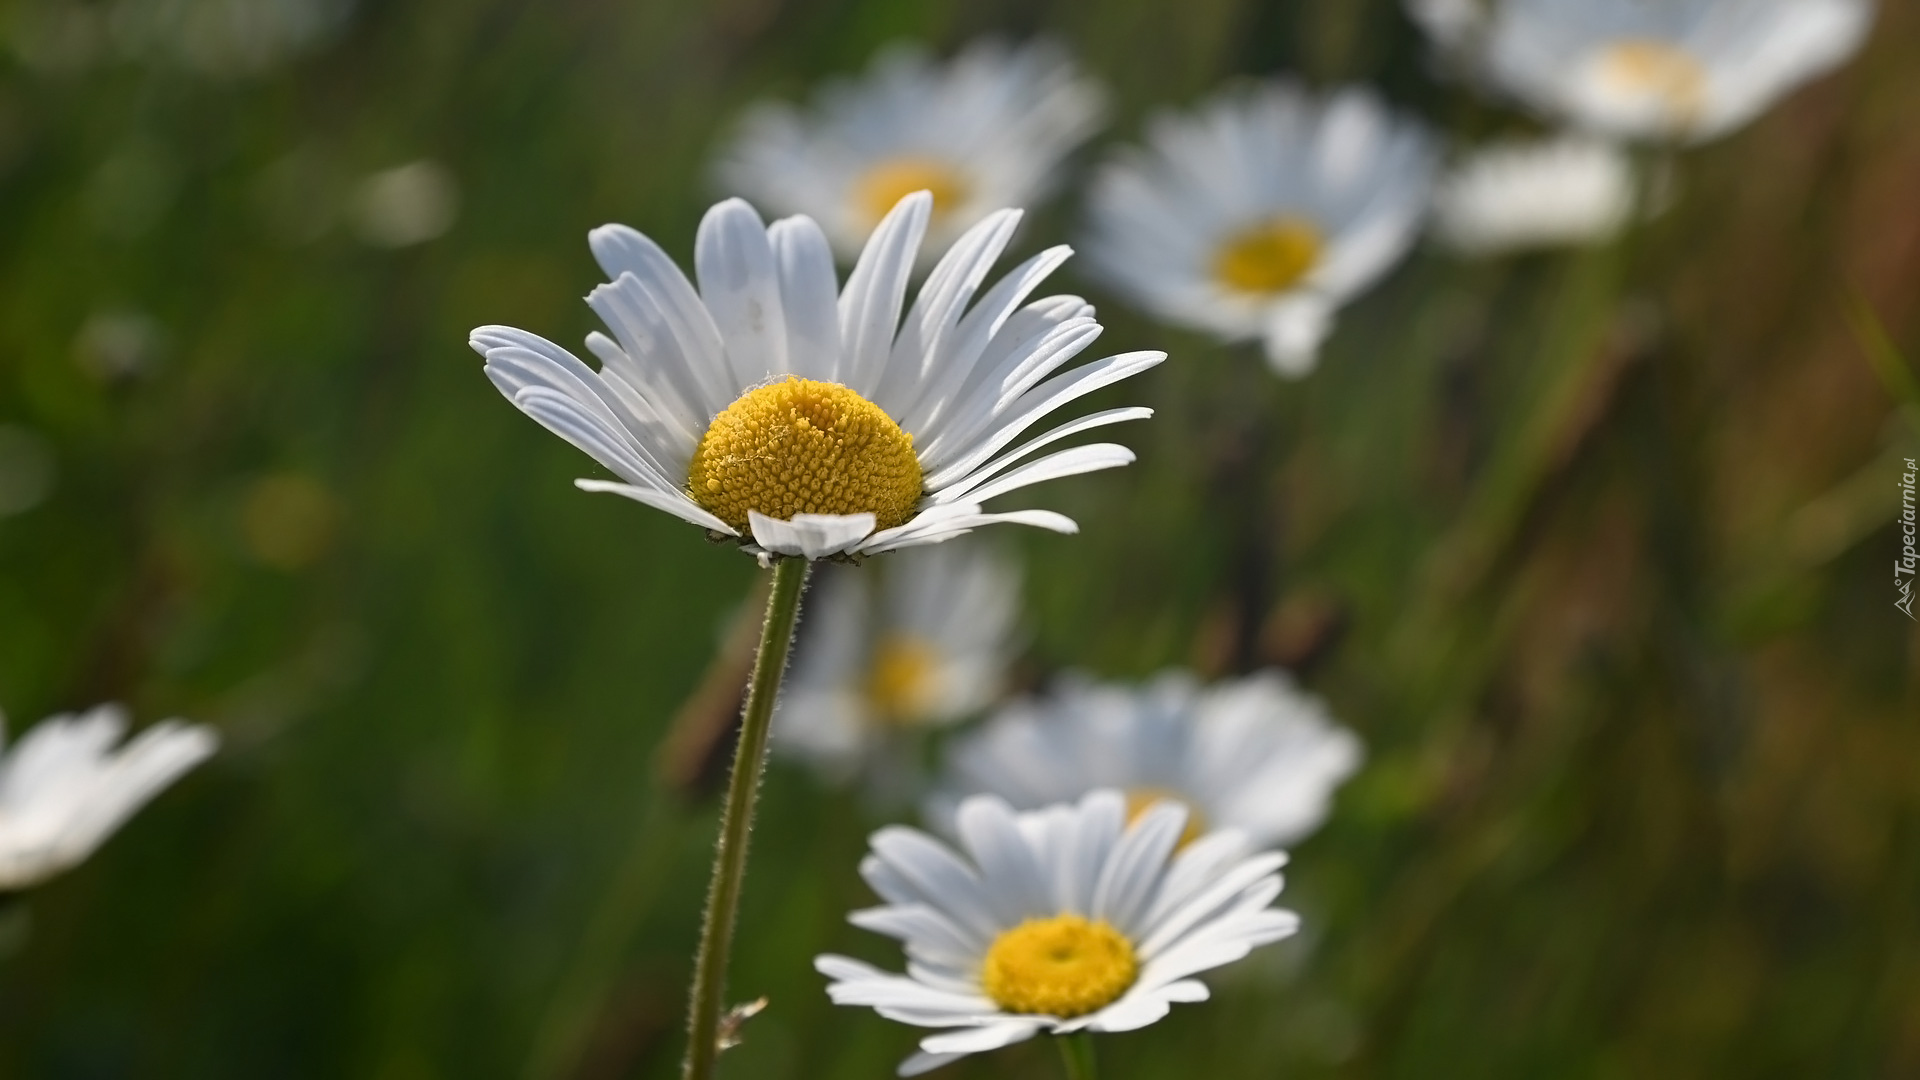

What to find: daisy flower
left=1432, top=135, right=1639, bottom=254
left=928, top=671, right=1362, bottom=851
left=0, top=705, right=218, bottom=892
left=715, top=39, right=1108, bottom=264
left=471, top=192, right=1162, bottom=561
left=1083, top=82, right=1436, bottom=376
left=1406, top=0, right=1877, bottom=145
left=777, top=541, right=1020, bottom=782
left=817, top=790, right=1299, bottom=1075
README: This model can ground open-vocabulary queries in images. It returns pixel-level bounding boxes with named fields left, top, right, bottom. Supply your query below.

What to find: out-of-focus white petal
left=0, top=706, right=216, bottom=891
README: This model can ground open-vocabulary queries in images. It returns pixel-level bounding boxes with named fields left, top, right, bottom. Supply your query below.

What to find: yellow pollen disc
left=1594, top=39, right=1707, bottom=120
left=1124, top=789, right=1207, bottom=850
left=855, top=157, right=971, bottom=225
left=865, top=634, right=941, bottom=723
left=686, top=377, right=923, bottom=532
left=1212, top=216, right=1323, bottom=295
left=980, top=914, right=1139, bottom=1018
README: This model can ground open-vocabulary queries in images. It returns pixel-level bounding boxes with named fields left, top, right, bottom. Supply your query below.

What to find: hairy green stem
left=1057, top=1032, right=1098, bottom=1080
left=681, top=557, right=810, bottom=1080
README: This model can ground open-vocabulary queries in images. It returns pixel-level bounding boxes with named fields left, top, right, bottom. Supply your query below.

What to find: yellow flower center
left=980, top=914, right=1139, bottom=1018
left=1212, top=216, right=1323, bottom=295
left=854, top=157, right=970, bottom=225
left=1124, top=788, right=1208, bottom=850
left=1594, top=39, right=1707, bottom=121
left=687, top=377, right=923, bottom=532
left=864, top=633, right=941, bottom=723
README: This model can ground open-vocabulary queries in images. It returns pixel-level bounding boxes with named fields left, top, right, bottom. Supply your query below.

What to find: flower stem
left=1056, top=1032, right=1098, bottom=1080
left=681, top=556, right=810, bottom=1080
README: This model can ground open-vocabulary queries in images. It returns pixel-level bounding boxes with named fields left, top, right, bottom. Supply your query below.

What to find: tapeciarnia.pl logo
left=1899, top=457, right=1917, bottom=620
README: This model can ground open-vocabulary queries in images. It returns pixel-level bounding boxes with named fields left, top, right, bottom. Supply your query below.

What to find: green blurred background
left=1, top=0, right=1916, bottom=1076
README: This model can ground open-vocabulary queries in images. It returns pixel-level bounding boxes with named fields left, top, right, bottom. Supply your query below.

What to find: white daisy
left=0, top=704, right=218, bottom=892
left=1083, top=82, right=1436, bottom=377
left=470, top=192, right=1162, bottom=562
left=928, top=671, right=1362, bottom=851
left=716, top=39, right=1108, bottom=264
left=817, top=790, right=1299, bottom=1076
left=1432, top=135, right=1639, bottom=254
left=1407, top=0, right=1877, bottom=145
left=777, top=541, right=1020, bottom=781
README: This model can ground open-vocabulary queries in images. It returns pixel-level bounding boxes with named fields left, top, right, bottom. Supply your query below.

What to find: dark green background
left=1, top=0, right=1915, bottom=1076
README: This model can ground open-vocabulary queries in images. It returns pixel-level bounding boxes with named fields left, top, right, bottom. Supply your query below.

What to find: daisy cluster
left=457, top=4, right=1876, bottom=1075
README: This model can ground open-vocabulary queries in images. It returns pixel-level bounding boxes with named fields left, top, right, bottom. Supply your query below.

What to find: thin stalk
left=681, top=556, right=811, bottom=1080
left=1056, top=1032, right=1098, bottom=1080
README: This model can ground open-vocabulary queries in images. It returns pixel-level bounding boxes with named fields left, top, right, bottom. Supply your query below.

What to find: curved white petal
left=747, top=511, right=876, bottom=559
left=695, top=197, right=790, bottom=386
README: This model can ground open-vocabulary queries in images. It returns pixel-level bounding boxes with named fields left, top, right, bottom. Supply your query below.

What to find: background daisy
left=0, top=705, right=218, bottom=892
left=818, top=790, right=1298, bottom=1075
left=1083, top=81, right=1436, bottom=376
left=929, top=671, right=1363, bottom=851
left=715, top=39, right=1108, bottom=264
left=776, top=541, right=1021, bottom=786
left=1409, top=0, right=1878, bottom=144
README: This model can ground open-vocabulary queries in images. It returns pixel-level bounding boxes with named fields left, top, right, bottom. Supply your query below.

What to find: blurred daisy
left=716, top=39, right=1107, bottom=264
left=818, top=790, right=1298, bottom=1075
left=1407, top=0, right=1876, bottom=145
left=471, top=192, right=1161, bottom=561
left=1433, top=135, right=1638, bottom=254
left=929, top=671, right=1362, bottom=850
left=1084, top=82, right=1436, bottom=376
left=777, top=542, right=1020, bottom=782
left=0, top=705, right=218, bottom=892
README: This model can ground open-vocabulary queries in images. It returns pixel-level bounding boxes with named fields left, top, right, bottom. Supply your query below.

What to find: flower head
left=1433, top=135, right=1639, bottom=254
left=0, top=705, right=218, bottom=892
left=817, top=790, right=1298, bottom=1075
left=716, top=39, right=1108, bottom=264
left=777, top=541, right=1020, bottom=782
left=929, top=671, right=1362, bottom=850
left=1408, top=0, right=1876, bottom=145
left=472, top=192, right=1161, bottom=561
left=1084, top=82, right=1435, bottom=376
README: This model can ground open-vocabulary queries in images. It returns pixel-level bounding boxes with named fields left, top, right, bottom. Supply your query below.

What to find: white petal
left=585, top=225, right=736, bottom=414
left=900, top=246, right=1077, bottom=440
left=695, top=198, right=790, bottom=387
left=934, top=444, right=1135, bottom=508
left=768, top=215, right=843, bottom=381
left=955, top=796, right=1054, bottom=922
left=918, top=1019, right=1046, bottom=1055
left=860, top=508, right=1078, bottom=555
left=839, top=192, right=931, bottom=396
left=1136, top=851, right=1287, bottom=958
left=925, top=351, right=1165, bottom=483
left=747, top=511, right=876, bottom=559
left=876, top=209, right=1024, bottom=416
left=585, top=271, right=734, bottom=424
left=924, top=406, right=1153, bottom=494
left=868, top=823, right=1005, bottom=940
left=898, top=1051, right=969, bottom=1077
left=1088, top=980, right=1209, bottom=1032
left=1053, top=790, right=1124, bottom=913
left=1261, top=297, right=1333, bottom=377
left=572, top=480, right=737, bottom=534
left=849, top=904, right=982, bottom=963
left=1090, top=800, right=1187, bottom=936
